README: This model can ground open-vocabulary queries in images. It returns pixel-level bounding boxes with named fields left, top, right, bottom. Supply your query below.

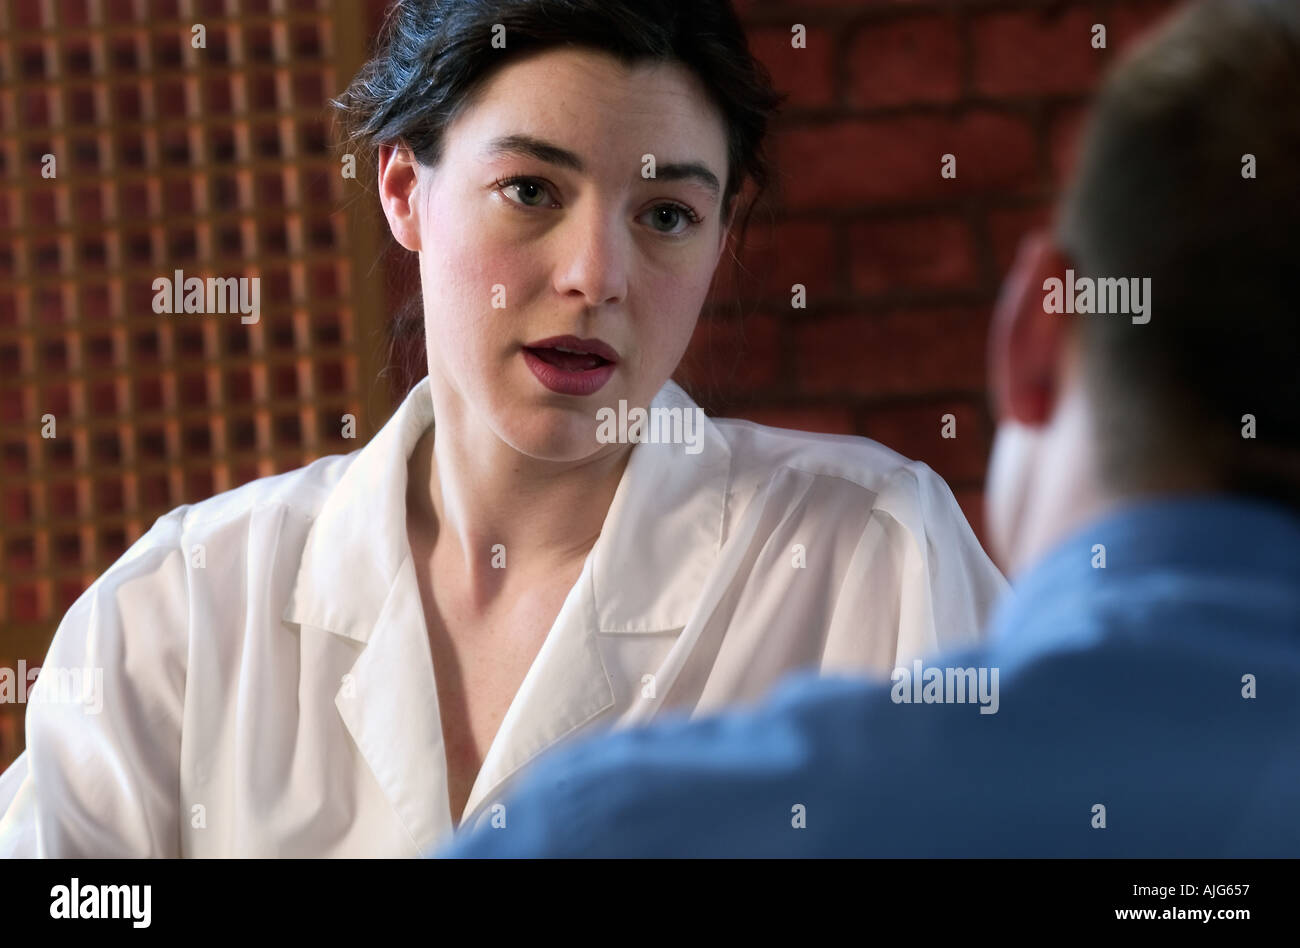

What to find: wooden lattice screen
left=0, top=0, right=387, bottom=768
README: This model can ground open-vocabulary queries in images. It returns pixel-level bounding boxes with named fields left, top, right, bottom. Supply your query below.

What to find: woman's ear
left=988, top=231, right=1078, bottom=428
left=378, top=142, right=422, bottom=252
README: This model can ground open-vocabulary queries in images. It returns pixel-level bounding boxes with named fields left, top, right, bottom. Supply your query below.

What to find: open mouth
left=521, top=335, right=619, bottom=396
left=522, top=346, right=613, bottom=372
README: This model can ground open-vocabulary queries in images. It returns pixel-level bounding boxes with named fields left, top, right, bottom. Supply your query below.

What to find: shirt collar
left=988, top=492, right=1300, bottom=647
left=282, top=375, right=732, bottom=639
left=281, top=375, right=435, bottom=641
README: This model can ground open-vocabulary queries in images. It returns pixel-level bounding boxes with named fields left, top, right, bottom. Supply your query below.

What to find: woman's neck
left=405, top=390, right=632, bottom=609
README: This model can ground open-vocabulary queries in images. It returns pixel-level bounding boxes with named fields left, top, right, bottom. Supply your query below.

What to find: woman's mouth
left=521, top=335, right=618, bottom=396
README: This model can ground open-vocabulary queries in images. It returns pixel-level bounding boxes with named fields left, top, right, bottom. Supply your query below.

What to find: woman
left=0, top=0, right=1006, bottom=857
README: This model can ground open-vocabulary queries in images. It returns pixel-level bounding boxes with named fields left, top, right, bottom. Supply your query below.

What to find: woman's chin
left=499, top=416, right=611, bottom=464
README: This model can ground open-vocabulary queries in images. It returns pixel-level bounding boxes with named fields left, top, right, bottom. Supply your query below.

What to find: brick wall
left=700, top=0, right=1184, bottom=545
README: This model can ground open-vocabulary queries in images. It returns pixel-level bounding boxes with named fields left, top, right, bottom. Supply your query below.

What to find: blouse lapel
left=282, top=376, right=734, bottom=851
left=332, top=554, right=454, bottom=852
left=282, top=378, right=452, bottom=853
left=457, top=380, right=734, bottom=828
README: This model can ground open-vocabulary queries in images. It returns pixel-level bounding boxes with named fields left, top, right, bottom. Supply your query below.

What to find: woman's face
left=379, top=47, right=734, bottom=462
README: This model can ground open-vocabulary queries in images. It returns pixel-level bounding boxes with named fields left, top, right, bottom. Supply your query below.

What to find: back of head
left=1056, top=0, right=1300, bottom=509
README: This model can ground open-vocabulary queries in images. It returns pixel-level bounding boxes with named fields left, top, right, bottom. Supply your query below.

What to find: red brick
left=947, top=112, right=1043, bottom=196
left=676, top=310, right=782, bottom=397
left=972, top=7, right=1104, bottom=98
left=1048, top=103, right=1091, bottom=189
left=735, top=405, right=857, bottom=435
left=794, top=305, right=991, bottom=398
left=847, top=14, right=963, bottom=108
left=860, top=399, right=990, bottom=484
left=709, top=217, right=837, bottom=306
left=776, top=112, right=1038, bottom=209
left=1108, top=0, right=1183, bottom=55
left=750, top=25, right=835, bottom=109
left=986, top=203, right=1052, bottom=277
left=847, top=213, right=979, bottom=295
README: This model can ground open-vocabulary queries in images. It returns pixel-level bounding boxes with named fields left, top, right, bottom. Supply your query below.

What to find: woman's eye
left=648, top=205, right=684, bottom=234
left=644, top=204, right=702, bottom=236
left=496, top=177, right=701, bottom=235
left=497, top=177, right=551, bottom=207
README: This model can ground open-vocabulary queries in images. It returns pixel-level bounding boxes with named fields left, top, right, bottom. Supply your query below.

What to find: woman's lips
left=528, top=347, right=608, bottom=372
left=521, top=335, right=618, bottom=396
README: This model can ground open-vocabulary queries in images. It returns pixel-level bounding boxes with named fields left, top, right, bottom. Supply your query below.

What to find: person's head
left=986, top=0, right=1300, bottom=576
left=333, top=0, right=782, bottom=462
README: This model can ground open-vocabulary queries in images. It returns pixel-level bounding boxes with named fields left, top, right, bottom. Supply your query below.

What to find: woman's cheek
left=428, top=189, right=525, bottom=300
left=431, top=239, right=522, bottom=347
left=462, top=223, right=539, bottom=311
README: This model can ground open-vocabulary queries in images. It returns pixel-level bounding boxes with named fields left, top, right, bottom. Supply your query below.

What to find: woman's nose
left=552, top=204, right=629, bottom=307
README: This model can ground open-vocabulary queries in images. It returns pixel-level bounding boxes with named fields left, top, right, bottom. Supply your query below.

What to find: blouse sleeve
left=819, top=459, right=1008, bottom=674
left=0, top=510, right=190, bottom=857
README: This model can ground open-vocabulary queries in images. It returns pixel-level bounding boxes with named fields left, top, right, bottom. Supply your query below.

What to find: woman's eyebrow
left=482, top=133, right=721, bottom=198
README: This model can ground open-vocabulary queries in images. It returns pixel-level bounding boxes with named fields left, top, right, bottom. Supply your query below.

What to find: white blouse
left=0, top=376, right=1007, bottom=857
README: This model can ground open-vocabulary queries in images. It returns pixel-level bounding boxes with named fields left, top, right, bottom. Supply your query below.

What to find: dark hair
left=332, top=0, right=785, bottom=394
left=1056, top=0, right=1300, bottom=509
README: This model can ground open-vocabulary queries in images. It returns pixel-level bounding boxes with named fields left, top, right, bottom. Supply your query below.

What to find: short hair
left=1056, top=0, right=1300, bottom=508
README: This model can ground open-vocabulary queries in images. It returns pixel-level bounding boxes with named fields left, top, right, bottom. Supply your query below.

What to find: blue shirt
left=438, top=494, right=1300, bottom=857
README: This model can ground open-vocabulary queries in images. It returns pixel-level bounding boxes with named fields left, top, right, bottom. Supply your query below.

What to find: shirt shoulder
left=54, top=448, right=362, bottom=644
left=710, top=416, right=991, bottom=571
left=173, top=448, right=357, bottom=536
left=710, top=416, right=977, bottom=539
left=712, top=416, right=914, bottom=495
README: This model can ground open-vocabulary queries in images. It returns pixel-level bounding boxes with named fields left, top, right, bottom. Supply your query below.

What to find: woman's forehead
left=448, top=47, right=728, bottom=161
